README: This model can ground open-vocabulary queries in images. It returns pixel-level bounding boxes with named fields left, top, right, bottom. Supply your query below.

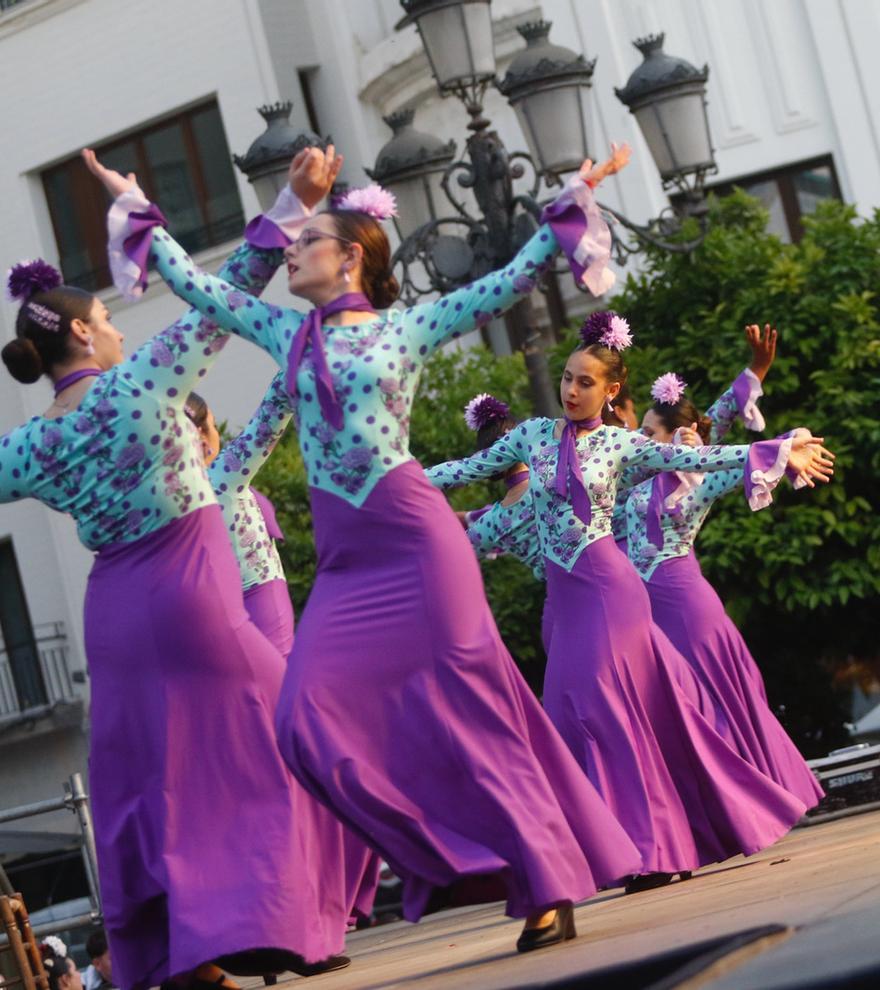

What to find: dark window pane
left=41, top=100, right=244, bottom=290
left=793, top=164, right=836, bottom=216
left=43, top=168, right=94, bottom=285
left=739, top=179, right=792, bottom=242
left=143, top=122, right=204, bottom=251
left=191, top=104, right=245, bottom=246
left=0, top=540, right=46, bottom=711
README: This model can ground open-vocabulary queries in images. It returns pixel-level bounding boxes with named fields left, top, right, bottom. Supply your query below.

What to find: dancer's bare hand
left=788, top=433, right=835, bottom=487
left=289, top=144, right=343, bottom=209
left=81, top=148, right=138, bottom=198
left=580, top=142, right=632, bottom=186
left=674, top=424, right=702, bottom=447
left=746, top=323, right=777, bottom=382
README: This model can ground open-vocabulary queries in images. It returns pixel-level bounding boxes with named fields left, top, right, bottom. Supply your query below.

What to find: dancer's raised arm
left=207, top=372, right=293, bottom=495
left=83, top=146, right=342, bottom=369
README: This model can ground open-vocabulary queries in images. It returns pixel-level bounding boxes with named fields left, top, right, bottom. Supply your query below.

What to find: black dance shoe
left=516, top=904, right=576, bottom=953
left=624, top=870, right=691, bottom=894
left=215, top=949, right=351, bottom=978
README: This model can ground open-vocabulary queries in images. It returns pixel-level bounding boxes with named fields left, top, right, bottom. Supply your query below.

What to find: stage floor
left=247, top=808, right=880, bottom=989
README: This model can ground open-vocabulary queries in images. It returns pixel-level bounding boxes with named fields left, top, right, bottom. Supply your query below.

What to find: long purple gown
left=626, top=467, right=823, bottom=810
left=429, top=419, right=810, bottom=875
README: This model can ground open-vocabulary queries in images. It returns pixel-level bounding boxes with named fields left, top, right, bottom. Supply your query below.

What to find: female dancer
left=427, top=317, right=834, bottom=888
left=186, top=375, right=295, bottom=655
left=84, top=144, right=645, bottom=952
left=625, top=369, right=824, bottom=808
left=0, top=152, right=363, bottom=987
left=187, top=377, right=383, bottom=917
left=457, top=393, right=552, bottom=650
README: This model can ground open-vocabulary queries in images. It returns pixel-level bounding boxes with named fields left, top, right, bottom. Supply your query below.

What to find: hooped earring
left=342, top=268, right=351, bottom=284
left=85, top=339, right=96, bottom=356
left=605, top=397, right=614, bottom=413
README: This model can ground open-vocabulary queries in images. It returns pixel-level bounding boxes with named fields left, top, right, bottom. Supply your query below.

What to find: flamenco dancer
left=0, top=151, right=365, bottom=988
left=85, top=142, right=646, bottom=952
left=427, top=316, right=834, bottom=891
left=609, top=323, right=776, bottom=551
left=458, top=394, right=553, bottom=650
left=186, top=374, right=295, bottom=655
left=187, top=377, right=383, bottom=921
left=626, top=364, right=824, bottom=809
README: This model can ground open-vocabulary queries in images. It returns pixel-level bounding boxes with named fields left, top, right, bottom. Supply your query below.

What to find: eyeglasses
left=290, top=229, right=353, bottom=252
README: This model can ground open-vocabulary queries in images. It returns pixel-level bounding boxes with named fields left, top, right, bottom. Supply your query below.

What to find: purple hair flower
left=651, top=372, right=687, bottom=406
left=579, top=310, right=633, bottom=351
left=463, top=393, right=510, bottom=431
left=6, top=259, right=62, bottom=302
left=336, top=184, right=398, bottom=221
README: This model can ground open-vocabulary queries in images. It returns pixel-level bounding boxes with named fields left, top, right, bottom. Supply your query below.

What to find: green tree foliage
left=602, top=190, right=880, bottom=753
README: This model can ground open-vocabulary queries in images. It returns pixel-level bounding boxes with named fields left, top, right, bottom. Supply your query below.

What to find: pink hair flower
left=336, top=184, right=398, bottom=221
left=579, top=310, right=633, bottom=351
left=651, top=372, right=687, bottom=406
left=464, top=393, right=510, bottom=431
left=603, top=314, right=633, bottom=351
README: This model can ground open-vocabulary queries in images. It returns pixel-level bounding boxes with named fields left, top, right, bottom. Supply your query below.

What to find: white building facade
left=0, top=0, right=878, bottom=854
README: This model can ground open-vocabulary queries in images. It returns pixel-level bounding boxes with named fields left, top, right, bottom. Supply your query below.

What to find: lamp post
left=379, top=3, right=717, bottom=414
left=233, top=102, right=328, bottom=212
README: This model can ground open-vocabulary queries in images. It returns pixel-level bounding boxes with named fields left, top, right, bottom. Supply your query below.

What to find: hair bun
left=370, top=271, right=400, bottom=311
left=2, top=337, right=44, bottom=383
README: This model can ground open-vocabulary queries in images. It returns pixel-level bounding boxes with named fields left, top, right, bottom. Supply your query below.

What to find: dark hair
left=86, top=929, right=108, bottom=958
left=650, top=396, right=712, bottom=443
left=184, top=392, right=209, bottom=430
left=40, top=943, right=72, bottom=990
left=612, top=382, right=632, bottom=408
left=475, top=414, right=518, bottom=452
left=323, top=209, right=400, bottom=309
left=573, top=341, right=629, bottom=387
left=2, top=286, right=94, bottom=384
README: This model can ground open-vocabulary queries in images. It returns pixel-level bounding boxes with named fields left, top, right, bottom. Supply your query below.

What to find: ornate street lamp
left=396, top=0, right=496, bottom=100
left=615, top=33, right=716, bottom=199
left=497, top=21, right=596, bottom=178
left=365, top=108, right=457, bottom=241
left=233, top=102, right=327, bottom=212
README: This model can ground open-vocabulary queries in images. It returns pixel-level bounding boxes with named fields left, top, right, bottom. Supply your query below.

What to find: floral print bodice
left=610, top=370, right=760, bottom=541
left=467, top=492, right=545, bottom=580
left=0, top=244, right=281, bottom=550
left=208, top=372, right=291, bottom=590
left=427, top=418, right=754, bottom=572
left=625, top=468, right=743, bottom=580
left=144, top=223, right=559, bottom=507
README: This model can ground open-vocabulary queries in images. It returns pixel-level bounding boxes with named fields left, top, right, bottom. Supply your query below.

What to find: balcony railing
left=0, top=621, right=81, bottom=720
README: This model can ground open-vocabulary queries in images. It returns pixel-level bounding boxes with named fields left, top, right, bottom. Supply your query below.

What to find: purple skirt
left=242, top=575, right=381, bottom=919
left=275, top=462, right=641, bottom=920
left=84, top=507, right=363, bottom=989
left=543, top=536, right=807, bottom=874
left=647, top=552, right=823, bottom=809
left=244, top=577, right=295, bottom=657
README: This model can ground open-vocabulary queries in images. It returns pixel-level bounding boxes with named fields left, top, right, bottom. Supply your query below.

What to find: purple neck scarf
left=645, top=473, right=680, bottom=551
left=554, top=415, right=603, bottom=526
left=286, top=292, right=377, bottom=430
left=54, top=368, right=101, bottom=397
left=505, top=469, right=530, bottom=490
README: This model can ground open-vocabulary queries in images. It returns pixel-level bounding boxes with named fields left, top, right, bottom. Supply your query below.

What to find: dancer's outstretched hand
left=580, top=142, right=632, bottom=187
left=746, top=323, right=777, bottom=382
left=289, top=144, right=343, bottom=209
left=81, top=148, right=139, bottom=199
left=788, top=433, right=835, bottom=487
